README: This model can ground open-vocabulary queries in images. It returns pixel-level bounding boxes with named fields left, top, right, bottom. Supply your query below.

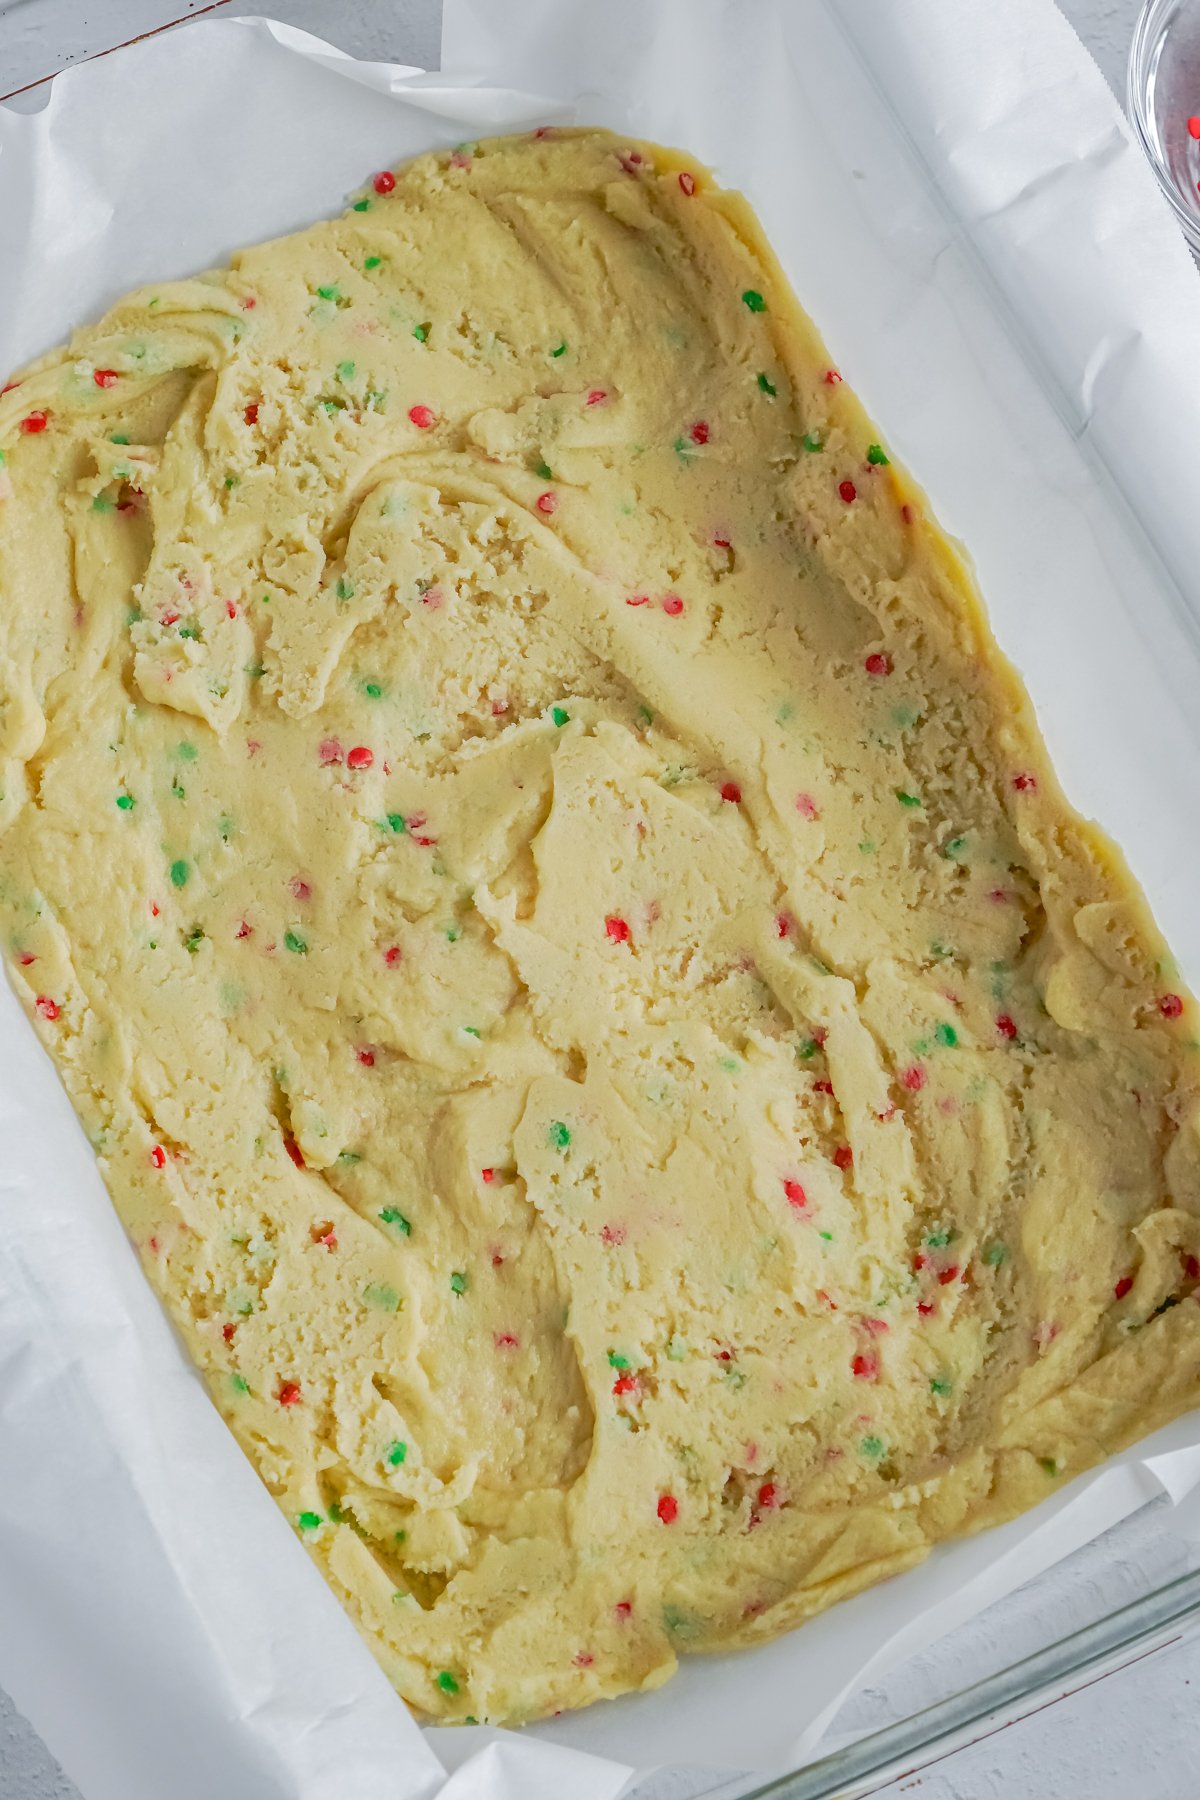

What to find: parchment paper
left=2, top=5, right=1200, bottom=1797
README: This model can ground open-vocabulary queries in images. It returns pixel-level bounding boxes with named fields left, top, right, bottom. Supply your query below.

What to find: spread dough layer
left=2, top=129, right=1199, bottom=1726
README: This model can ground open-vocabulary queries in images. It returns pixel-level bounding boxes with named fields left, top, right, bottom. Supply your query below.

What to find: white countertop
left=2, top=4, right=1194, bottom=1798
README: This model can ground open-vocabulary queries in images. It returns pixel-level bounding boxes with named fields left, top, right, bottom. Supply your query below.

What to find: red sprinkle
left=901, top=1064, right=926, bottom=1091
left=284, top=1138, right=305, bottom=1168
left=864, top=652, right=893, bottom=676
left=226, top=600, right=238, bottom=619
left=615, top=1600, right=633, bottom=1618
left=838, top=479, right=857, bottom=504
left=222, top=1323, right=236, bottom=1342
left=20, top=411, right=49, bottom=434
left=813, top=1079, right=834, bottom=1095
left=833, top=1145, right=853, bottom=1171
left=600, top=1222, right=627, bottom=1246
left=407, top=403, right=436, bottom=429
left=318, top=737, right=343, bottom=765
left=495, top=1332, right=519, bottom=1349
left=1012, top=772, right=1037, bottom=792
left=605, top=914, right=631, bottom=944
left=996, top=1014, right=1018, bottom=1039
left=656, top=1494, right=679, bottom=1525
left=1114, top=1274, right=1134, bottom=1300
left=1185, top=1254, right=1200, bottom=1282
left=612, top=1373, right=639, bottom=1396
left=720, top=781, right=742, bottom=804
left=149, top=1146, right=167, bottom=1169
left=690, top=420, right=710, bottom=445
left=93, top=369, right=119, bottom=388
left=938, top=1265, right=960, bottom=1286
left=783, top=1178, right=807, bottom=1210
left=480, top=1167, right=496, bottom=1185
left=17, top=953, right=35, bottom=966
left=290, top=876, right=312, bottom=902
left=536, top=490, right=558, bottom=514
left=678, top=171, right=696, bottom=196
left=626, top=593, right=651, bottom=607
left=35, top=995, right=59, bottom=1021
left=795, top=792, right=819, bottom=820
left=1159, top=993, right=1184, bottom=1020
left=586, top=388, right=608, bottom=405
left=235, top=919, right=252, bottom=940
left=277, top=1381, right=302, bottom=1407
left=384, top=945, right=403, bottom=967
left=661, top=594, right=684, bottom=616
left=851, top=1353, right=878, bottom=1380
left=901, top=502, right=916, bottom=525
left=917, top=1300, right=935, bottom=1316
left=346, top=745, right=373, bottom=770
left=373, top=169, right=397, bottom=194
left=756, top=1482, right=778, bottom=1509
left=1190, top=117, right=1200, bottom=138
left=775, top=913, right=791, bottom=939
left=823, top=369, right=842, bottom=385
left=356, top=1047, right=375, bottom=1067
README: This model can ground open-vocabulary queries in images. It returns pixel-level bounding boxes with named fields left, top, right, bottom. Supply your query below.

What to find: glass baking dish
left=4, top=6, right=1200, bottom=1799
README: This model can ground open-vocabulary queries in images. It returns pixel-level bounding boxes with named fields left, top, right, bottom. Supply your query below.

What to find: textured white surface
left=1, top=2, right=1193, bottom=1798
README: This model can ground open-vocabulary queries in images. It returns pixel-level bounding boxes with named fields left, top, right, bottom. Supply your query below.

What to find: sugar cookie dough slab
left=1, top=128, right=1199, bottom=1727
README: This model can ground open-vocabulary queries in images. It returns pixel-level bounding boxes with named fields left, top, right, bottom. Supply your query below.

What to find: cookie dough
left=1, top=128, right=1199, bottom=1727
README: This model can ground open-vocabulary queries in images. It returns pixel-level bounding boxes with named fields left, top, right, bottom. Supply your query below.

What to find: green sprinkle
left=460, top=1025, right=481, bottom=1039
left=363, top=680, right=383, bottom=699
left=110, top=433, right=130, bottom=445
left=379, top=1206, right=412, bottom=1235
left=818, top=1229, right=834, bottom=1242
left=896, top=790, right=922, bottom=808
left=549, top=1120, right=571, bottom=1151
left=386, top=1440, right=407, bottom=1467
left=1039, top=1457, right=1059, bottom=1477
left=284, top=930, right=308, bottom=955
left=176, top=742, right=197, bottom=762
left=230, top=1374, right=250, bottom=1394
left=757, top=372, right=777, bottom=395
left=116, top=794, right=134, bottom=811
left=741, top=289, right=766, bottom=312
left=607, top=1351, right=631, bottom=1370
left=636, top=703, right=654, bottom=727
left=930, top=1376, right=953, bottom=1397
left=550, top=705, right=570, bottom=728
left=550, top=340, right=567, bottom=357
left=297, top=1511, right=322, bottom=1531
left=412, top=321, right=429, bottom=340
left=449, top=1271, right=468, bottom=1295
left=385, top=812, right=406, bottom=833
left=443, top=923, right=460, bottom=943
left=801, top=432, right=824, bottom=453
left=535, top=459, right=553, bottom=481
left=336, top=360, right=357, bottom=383
left=942, top=835, right=968, bottom=860
left=178, top=623, right=199, bottom=639
left=336, top=576, right=355, bottom=600
left=984, top=1241, right=1008, bottom=1266
left=926, top=1229, right=953, bottom=1248
left=336, top=1149, right=362, bottom=1165
left=860, top=1435, right=885, bottom=1459
left=797, top=1038, right=819, bottom=1060
left=866, top=444, right=890, bottom=466
left=719, top=1056, right=740, bottom=1074
left=435, top=1671, right=459, bottom=1695
left=316, top=284, right=341, bottom=302
left=352, top=198, right=370, bottom=212
left=934, top=1022, right=958, bottom=1049
left=364, top=1283, right=400, bottom=1312
left=328, top=1502, right=344, bottom=1523
left=223, top=476, right=239, bottom=491
left=364, top=255, right=383, bottom=271
left=184, top=925, right=205, bottom=955
left=92, top=494, right=115, bottom=514
left=169, top=859, right=189, bottom=889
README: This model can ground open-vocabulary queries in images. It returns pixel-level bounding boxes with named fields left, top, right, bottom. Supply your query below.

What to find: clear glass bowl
left=1128, top=0, right=1200, bottom=252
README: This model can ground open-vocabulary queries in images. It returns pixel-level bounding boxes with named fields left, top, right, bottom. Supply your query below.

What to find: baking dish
left=5, top=5, right=1200, bottom=1800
